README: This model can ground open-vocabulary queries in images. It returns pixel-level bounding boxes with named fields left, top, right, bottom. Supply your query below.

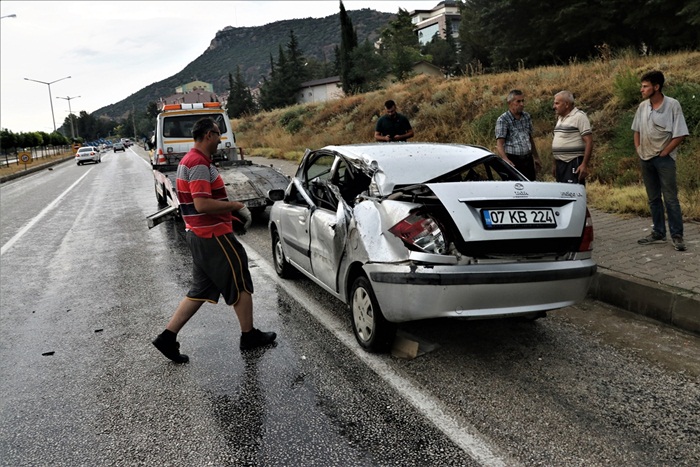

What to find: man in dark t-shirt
left=375, top=100, right=414, bottom=142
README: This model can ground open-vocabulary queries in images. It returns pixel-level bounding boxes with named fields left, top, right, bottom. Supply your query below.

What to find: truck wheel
left=271, top=229, right=294, bottom=278
left=350, top=275, right=396, bottom=353
left=249, top=206, right=267, bottom=217
left=155, top=181, right=166, bottom=206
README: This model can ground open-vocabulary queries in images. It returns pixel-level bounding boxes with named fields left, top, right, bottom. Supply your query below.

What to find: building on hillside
left=411, top=60, right=444, bottom=78
left=410, top=1, right=461, bottom=46
left=175, top=81, right=214, bottom=94
left=297, top=76, right=344, bottom=105
left=160, top=80, right=221, bottom=108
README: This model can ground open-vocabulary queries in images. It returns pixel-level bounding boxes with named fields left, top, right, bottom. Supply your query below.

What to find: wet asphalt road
left=1, top=147, right=698, bottom=466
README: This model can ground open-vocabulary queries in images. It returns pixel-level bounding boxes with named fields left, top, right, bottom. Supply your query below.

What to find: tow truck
left=146, top=102, right=289, bottom=229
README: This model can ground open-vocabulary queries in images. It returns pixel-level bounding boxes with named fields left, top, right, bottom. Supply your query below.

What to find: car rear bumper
left=364, top=259, right=597, bottom=322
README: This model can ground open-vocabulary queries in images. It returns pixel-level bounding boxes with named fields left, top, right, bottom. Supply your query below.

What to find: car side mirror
left=268, top=189, right=285, bottom=202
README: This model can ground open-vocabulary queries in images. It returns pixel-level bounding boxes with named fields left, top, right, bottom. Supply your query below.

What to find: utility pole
left=56, top=95, right=81, bottom=139
left=132, top=104, right=137, bottom=138
left=24, top=76, right=71, bottom=133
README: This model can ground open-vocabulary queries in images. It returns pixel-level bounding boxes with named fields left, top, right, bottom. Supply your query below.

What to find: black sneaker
left=638, top=232, right=666, bottom=245
left=672, top=236, right=687, bottom=251
left=152, top=333, right=189, bottom=363
left=240, top=328, right=277, bottom=350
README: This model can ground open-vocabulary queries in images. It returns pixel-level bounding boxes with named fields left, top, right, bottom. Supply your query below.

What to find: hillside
left=232, top=50, right=700, bottom=219
left=93, top=9, right=393, bottom=121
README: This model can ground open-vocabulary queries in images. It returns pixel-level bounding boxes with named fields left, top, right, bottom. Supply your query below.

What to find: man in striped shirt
left=551, top=90, right=593, bottom=184
left=152, top=118, right=276, bottom=363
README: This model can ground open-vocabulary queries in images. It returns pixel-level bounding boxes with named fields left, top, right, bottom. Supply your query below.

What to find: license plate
left=482, top=208, right=556, bottom=229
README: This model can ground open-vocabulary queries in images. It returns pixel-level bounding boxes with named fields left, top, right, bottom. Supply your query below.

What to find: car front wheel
left=350, top=275, right=396, bottom=352
left=271, top=228, right=294, bottom=278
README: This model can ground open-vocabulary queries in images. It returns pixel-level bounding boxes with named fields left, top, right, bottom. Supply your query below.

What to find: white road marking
left=1, top=169, right=93, bottom=256
left=243, top=242, right=518, bottom=467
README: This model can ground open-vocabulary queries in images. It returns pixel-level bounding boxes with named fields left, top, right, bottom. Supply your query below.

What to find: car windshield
left=163, top=114, right=228, bottom=138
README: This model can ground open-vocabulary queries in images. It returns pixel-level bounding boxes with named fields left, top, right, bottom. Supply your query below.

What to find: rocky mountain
left=94, top=8, right=394, bottom=120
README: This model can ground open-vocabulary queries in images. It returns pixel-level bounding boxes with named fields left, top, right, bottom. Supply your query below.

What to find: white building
left=411, top=1, right=461, bottom=46
left=297, top=76, right=344, bottom=104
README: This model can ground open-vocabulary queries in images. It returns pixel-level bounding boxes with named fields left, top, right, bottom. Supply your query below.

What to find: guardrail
left=1, top=145, right=72, bottom=167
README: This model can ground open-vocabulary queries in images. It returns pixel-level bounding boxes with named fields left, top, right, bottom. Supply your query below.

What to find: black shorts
left=185, top=231, right=254, bottom=306
left=555, top=157, right=585, bottom=184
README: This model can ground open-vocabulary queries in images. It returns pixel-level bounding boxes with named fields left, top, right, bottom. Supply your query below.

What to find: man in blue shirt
left=496, top=89, right=541, bottom=180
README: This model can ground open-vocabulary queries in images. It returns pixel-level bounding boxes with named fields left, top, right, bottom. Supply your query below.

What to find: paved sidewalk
left=588, top=208, right=699, bottom=334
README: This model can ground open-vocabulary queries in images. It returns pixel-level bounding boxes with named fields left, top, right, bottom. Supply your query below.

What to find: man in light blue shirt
left=496, top=89, right=541, bottom=180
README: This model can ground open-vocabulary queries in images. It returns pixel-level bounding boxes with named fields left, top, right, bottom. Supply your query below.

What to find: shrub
left=279, top=107, right=308, bottom=134
left=612, top=70, right=640, bottom=109
left=668, top=82, right=700, bottom=136
left=595, top=112, right=636, bottom=184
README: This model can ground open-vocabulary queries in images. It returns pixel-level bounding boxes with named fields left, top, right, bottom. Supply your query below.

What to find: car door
left=277, top=178, right=313, bottom=275
left=308, top=154, right=351, bottom=293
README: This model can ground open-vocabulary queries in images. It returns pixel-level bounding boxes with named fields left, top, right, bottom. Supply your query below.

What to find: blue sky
left=0, top=1, right=437, bottom=133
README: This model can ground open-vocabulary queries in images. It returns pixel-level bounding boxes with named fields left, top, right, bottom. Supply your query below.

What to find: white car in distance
left=75, top=146, right=102, bottom=165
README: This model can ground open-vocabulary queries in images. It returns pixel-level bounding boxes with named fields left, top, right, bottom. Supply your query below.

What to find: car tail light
left=389, top=211, right=447, bottom=254
left=578, top=208, right=594, bottom=252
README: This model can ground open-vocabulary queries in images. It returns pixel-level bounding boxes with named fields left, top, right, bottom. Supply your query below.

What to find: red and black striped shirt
left=176, top=148, right=233, bottom=238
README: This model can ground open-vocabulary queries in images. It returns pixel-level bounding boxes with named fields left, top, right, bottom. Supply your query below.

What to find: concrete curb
left=589, top=268, right=700, bottom=335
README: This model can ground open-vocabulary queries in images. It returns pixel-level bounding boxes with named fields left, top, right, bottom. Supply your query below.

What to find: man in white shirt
left=552, top=90, right=593, bottom=184
left=631, top=70, right=689, bottom=251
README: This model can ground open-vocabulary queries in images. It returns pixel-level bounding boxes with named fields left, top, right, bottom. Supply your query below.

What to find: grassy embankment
left=234, top=50, right=700, bottom=220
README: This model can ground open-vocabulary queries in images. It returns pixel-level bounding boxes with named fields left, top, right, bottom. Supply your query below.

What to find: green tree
left=459, top=0, right=699, bottom=71
left=286, top=29, right=310, bottom=84
left=339, top=0, right=359, bottom=94
left=422, top=22, right=458, bottom=76
left=0, top=128, right=18, bottom=152
left=347, top=40, right=389, bottom=94
left=146, top=101, right=159, bottom=119
left=259, top=30, right=313, bottom=110
left=227, top=67, right=256, bottom=118
left=379, top=8, right=422, bottom=81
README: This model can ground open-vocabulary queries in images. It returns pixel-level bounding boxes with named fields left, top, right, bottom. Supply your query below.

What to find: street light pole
left=56, top=95, right=81, bottom=139
left=1, top=14, right=17, bottom=19
left=24, top=76, right=71, bottom=133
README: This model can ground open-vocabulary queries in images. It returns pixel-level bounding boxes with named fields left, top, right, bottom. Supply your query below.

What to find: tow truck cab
left=147, top=102, right=289, bottom=229
left=152, top=102, right=237, bottom=167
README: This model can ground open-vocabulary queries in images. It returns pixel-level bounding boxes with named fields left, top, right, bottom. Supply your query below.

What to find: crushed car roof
left=323, top=143, right=494, bottom=193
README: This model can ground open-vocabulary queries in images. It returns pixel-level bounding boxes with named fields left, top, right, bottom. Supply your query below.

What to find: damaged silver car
left=269, top=143, right=596, bottom=352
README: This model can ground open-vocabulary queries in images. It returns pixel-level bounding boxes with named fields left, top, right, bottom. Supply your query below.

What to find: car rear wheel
left=271, top=228, right=294, bottom=278
left=350, top=275, right=396, bottom=352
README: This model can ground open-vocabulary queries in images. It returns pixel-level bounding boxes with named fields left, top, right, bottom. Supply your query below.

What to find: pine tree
left=227, top=67, right=255, bottom=119
left=339, top=0, right=359, bottom=94
left=379, top=8, right=422, bottom=82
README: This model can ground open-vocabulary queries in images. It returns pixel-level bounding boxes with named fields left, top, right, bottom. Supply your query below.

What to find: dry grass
left=232, top=50, right=700, bottom=220
left=1, top=151, right=74, bottom=177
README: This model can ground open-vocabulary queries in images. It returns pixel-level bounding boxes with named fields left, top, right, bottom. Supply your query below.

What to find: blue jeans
left=640, top=156, right=684, bottom=238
